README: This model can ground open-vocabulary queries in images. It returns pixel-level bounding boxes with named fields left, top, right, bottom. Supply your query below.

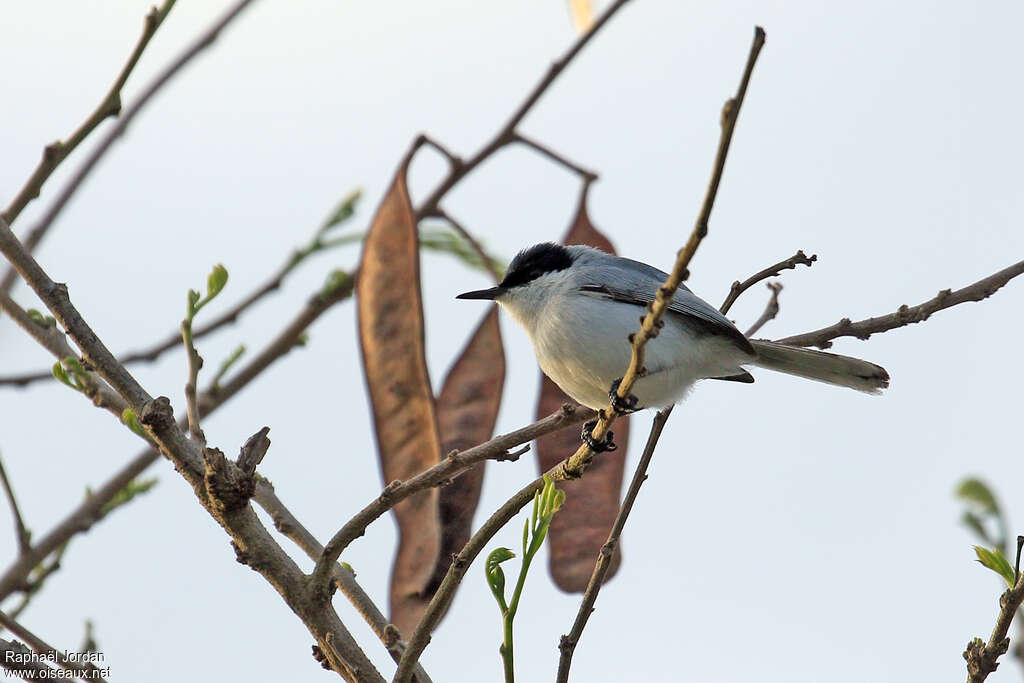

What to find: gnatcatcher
left=458, top=243, right=888, bottom=422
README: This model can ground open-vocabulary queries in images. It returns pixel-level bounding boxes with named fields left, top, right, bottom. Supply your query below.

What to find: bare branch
left=776, top=259, right=1024, bottom=349
left=0, top=610, right=108, bottom=682
left=309, top=404, right=593, bottom=600
left=556, top=407, right=672, bottom=682
left=253, top=481, right=434, bottom=683
left=0, top=453, right=31, bottom=555
left=413, top=0, right=636, bottom=220
left=0, top=0, right=175, bottom=231
left=719, top=250, right=814, bottom=315
left=0, top=0, right=258, bottom=296
left=510, top=132, right=598, bottom=181
left=0, top=275, right=354, bottom=604
left=744, top=282, right=783, bottom=337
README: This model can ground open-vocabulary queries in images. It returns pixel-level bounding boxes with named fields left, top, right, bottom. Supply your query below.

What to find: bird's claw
left=581, top=419, right=617, bottom=453
left=608, top=378, right=638, bottom=415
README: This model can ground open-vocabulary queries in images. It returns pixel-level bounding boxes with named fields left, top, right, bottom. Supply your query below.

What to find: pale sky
left=2, top=1, right=1023, bottom=682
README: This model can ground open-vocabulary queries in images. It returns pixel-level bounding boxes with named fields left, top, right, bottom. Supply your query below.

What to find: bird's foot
left=607, top=378, right=639, bottom=415
left=581, top=419, right=617, bottom=453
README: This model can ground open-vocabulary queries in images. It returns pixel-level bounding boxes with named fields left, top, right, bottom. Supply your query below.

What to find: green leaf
left=973, top=545, right=1016, bottom=586
left=319, top=188, right=363, bottom=234
left=120, top=409, right=147, bottom=438
left=486, top=547, right=515, bottom=612
left=187, top=289, right=201, bottom=315
left=52, top=361, right=74, bottom=389
left=98, top=477, right=158, bottom=517
left=206, top=264, right=229, bottom=300
left=318, top=269, right=353, bottom=302
left=26, top=309, right=54, bottom=326
left=956, top=478, right=1000, bottom=514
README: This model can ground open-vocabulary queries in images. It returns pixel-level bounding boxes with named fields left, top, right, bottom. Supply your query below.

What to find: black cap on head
left=499, top=242, right=574, bottom=289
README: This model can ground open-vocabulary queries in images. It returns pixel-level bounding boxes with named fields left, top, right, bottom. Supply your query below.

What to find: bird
left=457, top=243, right=888, bottom=448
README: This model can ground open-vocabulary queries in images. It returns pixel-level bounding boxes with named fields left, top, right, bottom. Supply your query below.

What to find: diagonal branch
left=0, top=454, right=30, bottom=555
left=0, top=0, right=176, bottom=232
left=253, top=481, right=434, bottom=683
left=309, top=405, right=593, bottom=600
left=412, top=0, right=634, bottom=220
left=394, top=26, right=767, bottom=683
left=0, top=275, right=355, bottom=605
left=775, top=259, right=1024, bottom=349
left=0, top=610, right=108, bottom=683
left=556, top=407, right=672, bottom=682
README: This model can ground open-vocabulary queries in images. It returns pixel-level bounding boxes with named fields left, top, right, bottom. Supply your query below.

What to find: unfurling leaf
left=120, top=409, right=147, bottom=438
left=486, top=547, right=516, bottom=603
left=535, top=185, right=627, bottom=592
left=319, top=188, right=363, bottom=234
left=357, top=155, right=443, bottom=635
left=429, top=308, right=506, bottom=596
left=52, top=361, right=74, bottom=389
left=206, top=264, right=228, bottom=300
left=973, top=545, right=1016, bottom=586
left=420, top=226, right=506, bottom=278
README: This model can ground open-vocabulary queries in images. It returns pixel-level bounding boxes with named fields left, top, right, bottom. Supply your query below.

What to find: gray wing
left=578, top=256, right=755, bottom=355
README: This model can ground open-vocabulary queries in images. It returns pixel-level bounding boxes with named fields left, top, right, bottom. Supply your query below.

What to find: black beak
left=456, top=286, right=504, bottom=301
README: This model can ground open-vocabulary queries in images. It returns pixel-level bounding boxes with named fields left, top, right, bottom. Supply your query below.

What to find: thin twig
left=776, top=259, right=1024, bottom=348
left=510, top=132, right=598, bottom=181
left=181, top=319, right=205, bottom=445
left=253, top=480, right=434, bottom=683
left=0, top=610, right=108, bottom=682
left=419, top=135, right=463, bottom=170
left=0, top=0, right=257, bottom=296
left=744, top=282, right=783, bottom=337
left=433, top=209, right=502, bottom=283
left=0, top=1, right=176, bottom=230
left=0, top=453, right=31, bottom=555
left=413, top=0, right=635, bottom=220
left=309, top=405, right=593, bottom=600
left=719, top=250, right=814, bottom=315
left=556, top=407, right=672, bottom=682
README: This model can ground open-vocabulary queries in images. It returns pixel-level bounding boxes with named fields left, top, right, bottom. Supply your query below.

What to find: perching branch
left=776, top=259, right=1024, bottom=349
left=0, top=0, right=176, bottom=233
left=719, top=250, right=814, bottom=314
left=0, top=610, right=108, bottom=683
left=309, top=404, right=593, bottom=600
left=556, top=237, right=790, bottom=679
left=965, top=537, right=1024, bottom=683
left=394, top=28, right=766, bottom=682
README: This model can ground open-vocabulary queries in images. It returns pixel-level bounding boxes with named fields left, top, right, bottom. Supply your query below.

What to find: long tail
left=748, top=340, right=890, bottom=394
